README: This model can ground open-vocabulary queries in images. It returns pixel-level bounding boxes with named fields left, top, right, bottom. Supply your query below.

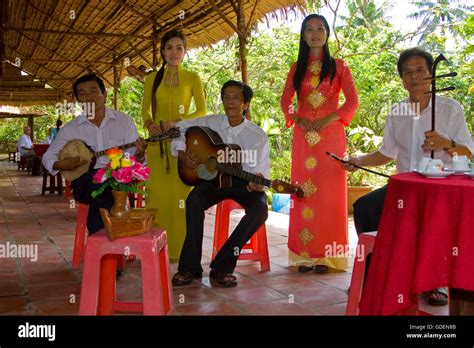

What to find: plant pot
left=348, top=186, right=373, bottom=214
left=110, top=190, right=130, bottom=218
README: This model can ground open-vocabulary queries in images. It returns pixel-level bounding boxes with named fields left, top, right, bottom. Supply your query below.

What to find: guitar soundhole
left=207, top=156, right=218, bottom=171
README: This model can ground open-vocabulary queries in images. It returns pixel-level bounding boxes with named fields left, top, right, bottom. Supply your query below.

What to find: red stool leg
left=98, top=254, right=117, bottom=315
left=212, top=202, right=223, bottom=259
left=64, top=180, right=71, bottom=199
left=257, top=225, right=270, bottom=271
left=140, top=247, right=165, bottom=315
left=72, top=203, right=88, bottom=269
left=78, top=251, right=102, bottom=315
left=136, top=193, right=143, bottom=208
left=159, top=245, right=173, bottom=315
left=41, top=168, right=47, bottom=196
left=346, top=232, right=376, bottom=315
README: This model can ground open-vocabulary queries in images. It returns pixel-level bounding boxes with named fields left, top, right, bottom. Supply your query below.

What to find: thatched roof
left=1, top=0, right=307, bottom=106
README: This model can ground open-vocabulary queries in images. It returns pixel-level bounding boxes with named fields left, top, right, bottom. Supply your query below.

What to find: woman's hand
left=146, top=121, right=162, bottom=136
left=162, top=118, right=181, bottom=132
left=293, top=116, right=313, bottom=131
left=311, top=113, right=339, bottom=132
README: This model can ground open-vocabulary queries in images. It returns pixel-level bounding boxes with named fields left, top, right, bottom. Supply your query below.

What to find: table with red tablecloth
left=359, top=172, right=474, bottom=315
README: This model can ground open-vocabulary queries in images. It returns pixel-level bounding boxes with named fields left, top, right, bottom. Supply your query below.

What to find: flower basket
left=99, top=208, right=157, bottom=241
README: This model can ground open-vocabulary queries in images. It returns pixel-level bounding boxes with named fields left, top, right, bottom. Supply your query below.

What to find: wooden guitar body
left=178, top=126, right=240, bottom=188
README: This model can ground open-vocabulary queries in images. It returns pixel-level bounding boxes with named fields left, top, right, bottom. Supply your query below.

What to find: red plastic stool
left=78, top=228, right=173, bottom=315
left=72, top=203, right=89, bottom=269
left=212, top=199, right=270, bottom=272
left=128, top=186, right=145, bottom=208
left=41, top=166, right=63, bottom=195
left=346, top=231, right=377, bottom=315
left=72, top=202, right=128, bottom=270
left=64, top=179, right=72, bottom=200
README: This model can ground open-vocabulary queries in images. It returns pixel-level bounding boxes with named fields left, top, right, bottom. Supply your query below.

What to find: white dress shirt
left=17, top=134, right=33, bottom=157
left=171, top=114, right=270, bottom=179
left=379, top=96, right=474, bottom=173
left=42, top=108, right=139, bottom=175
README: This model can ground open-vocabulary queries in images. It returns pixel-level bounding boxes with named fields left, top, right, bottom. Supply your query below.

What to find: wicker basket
left=99, top=208, right=157, bottom=241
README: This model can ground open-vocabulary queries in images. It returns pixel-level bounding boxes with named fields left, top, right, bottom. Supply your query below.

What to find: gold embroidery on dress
left=304, top=131, right=321, bottom=147
left=310, top=75, right=320, bottom=88
left=302, top=207, right=314, bottom=220
left=300, top=251, right=310, bottom=259
left=301, top=179, right=317, bottom=198
left=307, top=90, right=326, bottom=109
left=305, top=157, right=317, bottom=170
left=309, top=60, right=322, bottom=74
left=298, top=227, right=314, bottom=246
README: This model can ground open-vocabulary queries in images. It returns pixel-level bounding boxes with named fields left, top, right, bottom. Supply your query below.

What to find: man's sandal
left=313, top=265, right=329, bottom=274
left=172, top=271, right=202, bottom=287
left=426, top=288, right=448, bottom=306
left=298, top=265, right=314, bottom=273
left=209, top=270, right=237, bottom=288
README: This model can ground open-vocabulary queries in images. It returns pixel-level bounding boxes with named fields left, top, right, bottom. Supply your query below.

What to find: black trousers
left=70, top=170, right=114, bottom=234
left=178, top=178, right=268, bottom=275
left=353, top=185, right=388, bottom=235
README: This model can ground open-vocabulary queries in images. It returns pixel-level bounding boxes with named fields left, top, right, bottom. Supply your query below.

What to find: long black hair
left=293, top=14, right=336, bottom=97
left=151, top=29, right=187, bottom=96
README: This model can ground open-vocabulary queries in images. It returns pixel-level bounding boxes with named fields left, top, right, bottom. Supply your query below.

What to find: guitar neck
left=93, top=133, right=173, bottom=157
left=216, top=163, right=270, bottom=187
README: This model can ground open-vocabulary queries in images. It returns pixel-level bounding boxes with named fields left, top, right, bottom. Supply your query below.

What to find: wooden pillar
left=237, top=0, right=248, bottom=85
left=28, top=115, right=34, bottom=143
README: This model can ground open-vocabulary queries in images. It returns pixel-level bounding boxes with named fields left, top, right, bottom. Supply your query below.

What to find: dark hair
left=56, top=119, right=63, bottom=129
left=151, top=30, right=187, bottom=95
left=73, top=73, right=106, bottom=99
left=221, top=80, right=253, bottom=116
left=397, top=47, right=434, bottom=77
left=293, top=14, right=336, bottom=97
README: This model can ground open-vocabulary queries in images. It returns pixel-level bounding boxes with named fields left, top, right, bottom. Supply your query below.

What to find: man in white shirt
left=170, top=80, right=270, bottom=288
left=17, top=126, right=34, bottom=158
left=341, top=47, right=474, bottom=306
left=42, top=73, right=146, bottom=234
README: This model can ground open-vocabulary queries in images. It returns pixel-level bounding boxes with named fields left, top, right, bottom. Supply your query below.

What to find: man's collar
left=222, top=115, right=246, bottom=127
left=77, top=107, right=114, bottom=125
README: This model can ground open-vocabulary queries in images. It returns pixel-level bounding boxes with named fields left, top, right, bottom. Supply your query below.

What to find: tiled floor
left=0, top=159, right=447, bottom=316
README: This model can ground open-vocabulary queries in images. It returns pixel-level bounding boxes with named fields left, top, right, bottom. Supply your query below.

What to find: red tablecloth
left=359, top=172, right=474, bottom=315
left=33, top=144, right=49, bottom=157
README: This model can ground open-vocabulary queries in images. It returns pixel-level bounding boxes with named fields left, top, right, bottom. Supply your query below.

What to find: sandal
left=298, top=265, right=314, bottom=273
left=209, top=270, right=237, bottom=288
left=172, top=271, right=202, bottom=287
left=313, top=265, right=329, bottom=274
left=426, top=288, right=448, bottom=306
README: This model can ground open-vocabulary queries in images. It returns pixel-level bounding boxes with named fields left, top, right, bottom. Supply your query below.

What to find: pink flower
left=112, top=167, right=133, bottom=184
left=131, top=162, right=150, bottom=181
left=93, top=168, right=107, bottom=183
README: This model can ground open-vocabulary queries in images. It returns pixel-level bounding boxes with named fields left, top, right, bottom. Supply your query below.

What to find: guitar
left=59, top=127, right=180, bottom=181
left=178, top=126, right=304, bottom=198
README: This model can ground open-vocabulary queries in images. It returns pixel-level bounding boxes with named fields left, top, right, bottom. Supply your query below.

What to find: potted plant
left=91, top=148, right=150, bottom=218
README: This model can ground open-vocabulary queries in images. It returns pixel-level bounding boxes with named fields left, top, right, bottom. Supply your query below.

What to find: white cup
left=452, top=155, right=470, bottom=171
left=426, top=159, right=444, bottom=173
left=417, top=157, right=431, bottom=172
